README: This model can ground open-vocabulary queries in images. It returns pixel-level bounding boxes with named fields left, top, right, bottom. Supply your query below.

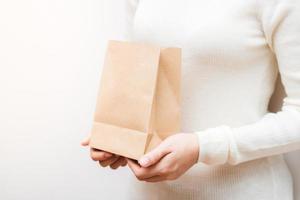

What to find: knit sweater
left=117, top=0, right=300, bottom=199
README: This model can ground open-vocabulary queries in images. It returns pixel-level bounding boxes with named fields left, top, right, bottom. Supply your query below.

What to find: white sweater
left=117, top=0, right=300, bottom=199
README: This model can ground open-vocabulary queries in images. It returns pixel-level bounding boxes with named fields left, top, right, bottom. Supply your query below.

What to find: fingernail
left=139, top=157, right=149, bottom=167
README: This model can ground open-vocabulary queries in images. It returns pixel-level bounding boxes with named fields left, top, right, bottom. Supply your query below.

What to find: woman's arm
left=127, top=0, right=300, bottom=182
left=197, top=0, right=300, bottom=165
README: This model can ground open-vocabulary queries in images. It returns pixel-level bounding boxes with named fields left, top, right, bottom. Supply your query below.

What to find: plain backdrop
left=0, top=0, right=299, bottom=200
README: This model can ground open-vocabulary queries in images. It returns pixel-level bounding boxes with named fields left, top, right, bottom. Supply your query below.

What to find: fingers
left=138, top=142, right=171, bottom=167
left=84, top=135, right=125, bottom=170
left=89, top=147, right=126, bottom=170
left=99, top=156, right=120, bottom=167
left=90, top=148, right=113, bottom=161
left=109, top=157, right=127, bottom=169
left=81, top=135, right=91, bottom=146
left=126, top=159, right=140, bottom=172
left=126, top=159, right=158, bottom=180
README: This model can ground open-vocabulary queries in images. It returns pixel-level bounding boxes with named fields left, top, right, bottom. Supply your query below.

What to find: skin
left=81, top=133, right=199, bottom=182
left=81, top=137, right=127, bottom=169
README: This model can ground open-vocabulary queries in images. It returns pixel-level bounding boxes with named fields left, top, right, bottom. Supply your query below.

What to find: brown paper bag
left=89, top=40, right=181, bottom=160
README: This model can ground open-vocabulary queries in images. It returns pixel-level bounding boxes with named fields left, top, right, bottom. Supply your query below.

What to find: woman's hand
left=127, top=133, right=199, bottom=182
left=81, top=136, right=127, bottom=169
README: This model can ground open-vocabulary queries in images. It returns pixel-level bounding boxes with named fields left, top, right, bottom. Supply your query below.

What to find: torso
left=126, top=0, right=293, bottom=199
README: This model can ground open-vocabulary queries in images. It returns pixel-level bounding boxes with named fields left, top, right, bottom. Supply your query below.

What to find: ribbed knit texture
left=118, top=0, right=300, bottom=199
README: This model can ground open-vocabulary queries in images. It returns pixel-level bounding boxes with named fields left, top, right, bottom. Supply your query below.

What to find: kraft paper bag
left=89, top=40, right=181, bottom=160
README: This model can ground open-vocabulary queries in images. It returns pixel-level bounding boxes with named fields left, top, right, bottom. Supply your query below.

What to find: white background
left=0, top=1, right=299, bottom=200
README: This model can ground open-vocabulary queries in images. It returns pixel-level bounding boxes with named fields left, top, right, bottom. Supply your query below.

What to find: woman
left=82, top=0, right=300, bottom=199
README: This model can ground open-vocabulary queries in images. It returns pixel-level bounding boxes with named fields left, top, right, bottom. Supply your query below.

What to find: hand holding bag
left=90, top=40, right=181, bottom=160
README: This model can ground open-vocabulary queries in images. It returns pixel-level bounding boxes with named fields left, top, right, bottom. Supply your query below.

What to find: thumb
left=138, top=142, right=171, bottom=168
left=81, top=134, right=91, bottom=146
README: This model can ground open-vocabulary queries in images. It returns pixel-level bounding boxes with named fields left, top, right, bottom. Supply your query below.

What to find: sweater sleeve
left=196, top=0, right=300, bottom=165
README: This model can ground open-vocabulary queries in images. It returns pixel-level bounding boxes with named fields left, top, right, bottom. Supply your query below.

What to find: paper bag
left=90, top=40, right=181, bottom=160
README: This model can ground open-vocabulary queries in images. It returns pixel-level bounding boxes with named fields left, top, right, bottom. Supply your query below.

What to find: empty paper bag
left=90, top=40, right=181, bottom=160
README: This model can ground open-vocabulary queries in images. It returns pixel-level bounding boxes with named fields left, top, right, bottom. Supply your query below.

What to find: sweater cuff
left=195, top=126, right=231, bottom=165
